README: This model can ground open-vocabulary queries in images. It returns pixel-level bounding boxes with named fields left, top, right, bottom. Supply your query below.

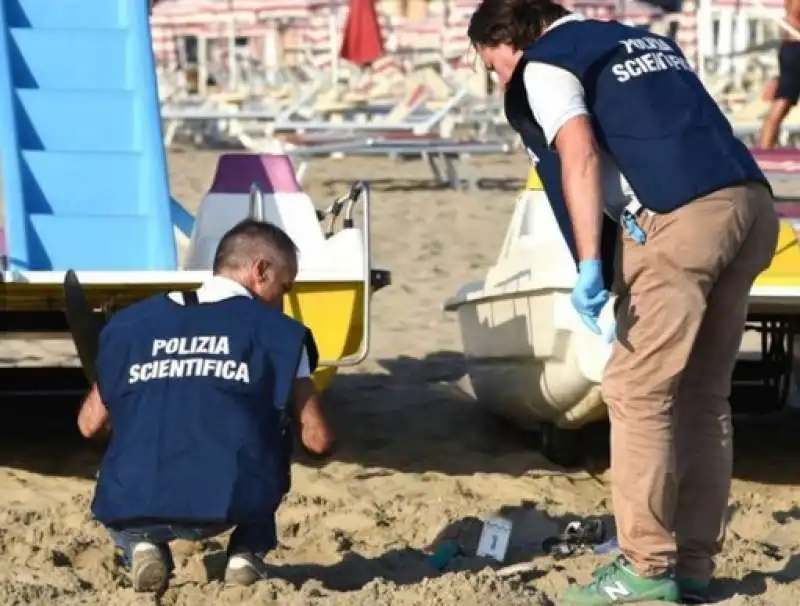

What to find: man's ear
left=255, top=258, right=273, bottom=283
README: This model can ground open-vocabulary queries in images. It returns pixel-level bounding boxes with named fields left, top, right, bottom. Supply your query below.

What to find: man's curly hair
left=467, top=0, right=571, bottom=49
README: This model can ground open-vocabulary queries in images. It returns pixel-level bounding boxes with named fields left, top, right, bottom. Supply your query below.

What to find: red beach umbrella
left=339, top=0, right=385, bottom=67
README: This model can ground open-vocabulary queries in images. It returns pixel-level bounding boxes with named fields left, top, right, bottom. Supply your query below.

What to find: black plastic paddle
left=62, top=269, right=104, bottom=384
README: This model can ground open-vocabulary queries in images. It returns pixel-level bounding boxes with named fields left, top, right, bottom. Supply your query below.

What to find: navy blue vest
left=91, top=292, right=309, bottom=527
left=505, top=18, right=769, bottom=285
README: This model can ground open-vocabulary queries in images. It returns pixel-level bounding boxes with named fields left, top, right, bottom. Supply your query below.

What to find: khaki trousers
left=601, top=183, right=779, bottom=581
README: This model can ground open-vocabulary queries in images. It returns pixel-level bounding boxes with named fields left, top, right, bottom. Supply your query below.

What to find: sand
left=1, top=151, right=800, bottom=605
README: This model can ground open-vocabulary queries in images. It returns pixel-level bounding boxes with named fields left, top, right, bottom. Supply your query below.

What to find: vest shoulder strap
left=182, top=290, right=200, bottom=306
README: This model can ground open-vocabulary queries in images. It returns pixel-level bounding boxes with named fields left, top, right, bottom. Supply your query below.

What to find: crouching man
left=77, top=219, right=333, bottom=592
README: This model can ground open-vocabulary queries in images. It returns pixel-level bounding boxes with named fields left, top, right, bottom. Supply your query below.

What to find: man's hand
left=291, top=378, right=334, bottom=456
left=572, top=259, right=610, bottom=335
left=77, top=383, right=111, bottom=439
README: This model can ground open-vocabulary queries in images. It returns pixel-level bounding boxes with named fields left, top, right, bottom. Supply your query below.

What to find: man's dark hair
left=212, top=219, right=298, bottom=274
left=467, top=0, right=570, bottom=50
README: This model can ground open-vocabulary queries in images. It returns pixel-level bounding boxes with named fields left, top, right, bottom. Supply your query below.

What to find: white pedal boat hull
left=446, top=179, right=800, bottom=430
left=444, top=186, right=615, bottom=430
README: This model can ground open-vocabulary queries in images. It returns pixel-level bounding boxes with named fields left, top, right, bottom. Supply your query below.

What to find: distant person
left=77, top=219, right=333, bottom=593
left=468, top=0, right=779, bottom=603
left=759, top=1, right=800, bottom=148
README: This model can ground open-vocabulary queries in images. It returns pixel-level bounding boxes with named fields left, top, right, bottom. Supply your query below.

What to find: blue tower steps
left=0, top=0, right=178, bottom=272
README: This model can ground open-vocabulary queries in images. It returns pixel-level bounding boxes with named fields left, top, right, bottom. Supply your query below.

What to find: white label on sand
left=476, top=516, right=513, bottom=562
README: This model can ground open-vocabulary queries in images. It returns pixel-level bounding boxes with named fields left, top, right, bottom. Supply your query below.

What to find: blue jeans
left=107, top=521, right=277, bottom=571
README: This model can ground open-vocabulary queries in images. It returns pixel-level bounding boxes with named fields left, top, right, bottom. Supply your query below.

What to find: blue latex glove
left=571, top=259, right=610, bottom=335
left=620, top=210, right=647, bottom=245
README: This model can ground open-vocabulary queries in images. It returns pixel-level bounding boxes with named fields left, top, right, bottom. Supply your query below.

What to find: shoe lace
left=592, top=560, right=615, bottom=579
left=589, top=557, right=625, bottom=588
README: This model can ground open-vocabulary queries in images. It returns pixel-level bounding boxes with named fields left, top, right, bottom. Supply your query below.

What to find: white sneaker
left=130, top=542, right=169, bottom=593
left=224, top=553, right=269, bottom=586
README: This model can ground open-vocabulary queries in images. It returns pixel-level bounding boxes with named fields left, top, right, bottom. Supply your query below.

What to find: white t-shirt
left=167, top=275, right=312, bottom=384
left=522, top=14, right=638, bottom=221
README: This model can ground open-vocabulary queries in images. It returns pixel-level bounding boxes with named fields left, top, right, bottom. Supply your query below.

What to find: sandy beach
left=1, top=150, right=799, bottom=605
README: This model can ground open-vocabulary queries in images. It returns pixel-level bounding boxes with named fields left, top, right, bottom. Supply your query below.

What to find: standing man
left=468, top=0, right=779, bottom=604
left=759, top=0, right=800, bottom=148
left=78, top=219, right=333, bottom=593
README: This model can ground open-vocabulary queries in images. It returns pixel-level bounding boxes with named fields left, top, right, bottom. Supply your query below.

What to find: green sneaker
left=677, top=578, right=711, bottom=604
left=561, top=556, right=680, bottom=604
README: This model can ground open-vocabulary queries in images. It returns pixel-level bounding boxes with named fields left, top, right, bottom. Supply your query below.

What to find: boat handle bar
left=317, top=180, right=372, bottom=367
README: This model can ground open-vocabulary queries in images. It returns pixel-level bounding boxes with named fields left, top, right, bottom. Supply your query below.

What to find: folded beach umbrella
left=631, top=0, right=682, bottom=13
left=339, top=0, right=385, bottom=67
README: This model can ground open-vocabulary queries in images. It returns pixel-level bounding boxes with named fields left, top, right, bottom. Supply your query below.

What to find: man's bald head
left=212, top=219, right=298, bottom=276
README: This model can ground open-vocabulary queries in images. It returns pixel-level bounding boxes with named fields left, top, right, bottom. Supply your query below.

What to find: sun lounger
left=283, top=134, right=510, bottom=191
left=751, top=147, right=800, bottom=182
